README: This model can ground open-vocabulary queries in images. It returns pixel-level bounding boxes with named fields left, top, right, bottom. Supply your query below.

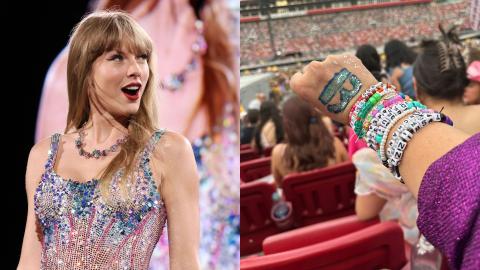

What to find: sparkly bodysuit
left=34, top=130, right=167, bottom=270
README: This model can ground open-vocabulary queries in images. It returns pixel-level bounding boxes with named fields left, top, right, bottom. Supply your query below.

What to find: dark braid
left=437, top=24, right=464, bottom=72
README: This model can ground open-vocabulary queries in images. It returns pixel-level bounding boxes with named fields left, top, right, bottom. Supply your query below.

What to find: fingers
left=290, top=64, right=324, bottom=108
left=289, top=71, right=304, bottom=96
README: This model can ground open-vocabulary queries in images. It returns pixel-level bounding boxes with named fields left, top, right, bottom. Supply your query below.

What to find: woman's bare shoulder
left=391, top=66, right=404, bottom=78
left=272, top=143, right=287, bottom=164
left=151, top=130, right=193, bottom=163
left=272, top=143, right=287, bottom=156
left=29, top=135, right=55, bottom=164
left=26, top=135, right=55, bottom=189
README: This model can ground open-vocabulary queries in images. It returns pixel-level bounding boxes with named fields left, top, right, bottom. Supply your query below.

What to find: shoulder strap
left=45, top=133, right=61, bottom=171
left=143, top=129, right=167, bottom=159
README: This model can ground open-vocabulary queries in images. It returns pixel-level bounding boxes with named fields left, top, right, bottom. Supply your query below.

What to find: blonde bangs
left=85, top=11, right=152, bottom=62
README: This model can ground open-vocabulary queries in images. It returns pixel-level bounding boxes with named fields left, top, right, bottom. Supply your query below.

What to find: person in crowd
left=464, top=61, right=480, bottom=105
left=289, top=52, right=479, bottom=269
left=384, top=39, right=417, bottom=98
left=271, top=95, right=348, bottom=188
left=241, top=109, right=259, bottom=145
left=253, top=100, right=284, bottom=152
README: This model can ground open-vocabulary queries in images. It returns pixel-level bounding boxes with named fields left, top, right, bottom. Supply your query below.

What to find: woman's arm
left=333, top=137, right=348, bottom=162
left=289, top=54, right=470, bottom=198
left=151, top=131, right=200, bottom=270
left=271, top=144, right=285, bottom=188
left=390, top=67, right=403, bottom=92
left=355, top=194, right=387, bottom=221
left=18, top=139, right=50, bottom=269
left=262, top=121, right=276, bottom=147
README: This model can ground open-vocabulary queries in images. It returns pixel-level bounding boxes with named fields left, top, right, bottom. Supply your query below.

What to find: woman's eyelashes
left=108, top=53, right=148, bottom=62
left=109, top=54, right=124, bottom=61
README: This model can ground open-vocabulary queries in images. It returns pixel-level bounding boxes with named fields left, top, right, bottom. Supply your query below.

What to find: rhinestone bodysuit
left=34, top=130, right=167, bottom=270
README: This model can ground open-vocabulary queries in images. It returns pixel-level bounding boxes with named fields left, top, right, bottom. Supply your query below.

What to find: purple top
left=418, top=132, right=480, bottom=270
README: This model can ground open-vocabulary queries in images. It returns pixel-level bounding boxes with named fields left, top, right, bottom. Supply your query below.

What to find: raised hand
left=289, top=54, right=378, bottom=125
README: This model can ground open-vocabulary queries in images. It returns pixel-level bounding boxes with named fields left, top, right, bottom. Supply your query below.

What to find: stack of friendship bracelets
left=349, top=82, right=453, bottom=183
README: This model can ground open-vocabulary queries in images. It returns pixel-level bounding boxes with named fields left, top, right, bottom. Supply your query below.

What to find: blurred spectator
left=464, top=60, right=480, bottom=105
left=241, top=0, right=471, bottom=65
left=413, top=33, right=480, bottom=134
left=384, top=39, right=417, bottom=98
left=248, top=92, right=266, bottom=110
left=355, top=44, right=386, bottom=81
left=253, top=101, right=284, bottom=152
left=271, top=96, right=348, bottom=188
left=241, top=109, right=260, bottom=144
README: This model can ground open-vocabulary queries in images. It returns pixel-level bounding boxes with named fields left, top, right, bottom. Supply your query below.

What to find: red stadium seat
left=240, top=181, right=280, bottom=255
left=263, top=215, right=451, bottom=269
left=263, top=215, right=379, bottom=255
left=241, top=148, right=261, bottom=162
left=282, top=162, right=356, bottom=226
left=241, top=144, right=252, bottom=150
left=263, top=146, right=274, bottom=157
left=240, top=221, right=407, bottom=270
left=240, top=156, right=271, bottom=183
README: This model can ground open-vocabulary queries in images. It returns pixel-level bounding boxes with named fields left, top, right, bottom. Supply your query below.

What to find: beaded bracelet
left=388, top=112, right=439, bottom=181
left=377, top=108, right=417, bottom=164
left=349, top=82, right=384, bottom=121
left=386, top=110, right=453, bottom=182
left=349, top=82, right=387, bottom=128
left=387, top=109, right=442, bottom=162
left=348, top=82, right=454, bottom=184
left=352, top=86, right=397, bottom=138
left=365, top=101, right=413, bottom=150
left=369, top=100, right=427, bottom=151
left=362, top=92, right=398, bottom=132
left=350, top=83, right=402, bottom=137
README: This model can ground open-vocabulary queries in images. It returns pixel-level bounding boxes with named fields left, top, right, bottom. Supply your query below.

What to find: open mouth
left=121, top=86, right=140, bottom=100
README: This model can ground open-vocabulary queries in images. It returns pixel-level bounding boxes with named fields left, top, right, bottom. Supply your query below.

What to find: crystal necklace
left=75, top=125, right=128, bottom=159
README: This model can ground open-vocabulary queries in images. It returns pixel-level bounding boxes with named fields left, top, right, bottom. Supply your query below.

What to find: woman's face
left=463, top=81, right=480, bottom=105
left=90, top=45, right=150, bottom=117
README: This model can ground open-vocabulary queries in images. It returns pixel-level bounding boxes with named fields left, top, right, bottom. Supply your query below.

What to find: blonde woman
left=34, top=1, right=239, bottom=268
left=17, top=11, right=199, bottom=270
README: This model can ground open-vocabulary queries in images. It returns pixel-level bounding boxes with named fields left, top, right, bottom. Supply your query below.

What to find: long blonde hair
left=66, top=10, right=158, bottom=198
